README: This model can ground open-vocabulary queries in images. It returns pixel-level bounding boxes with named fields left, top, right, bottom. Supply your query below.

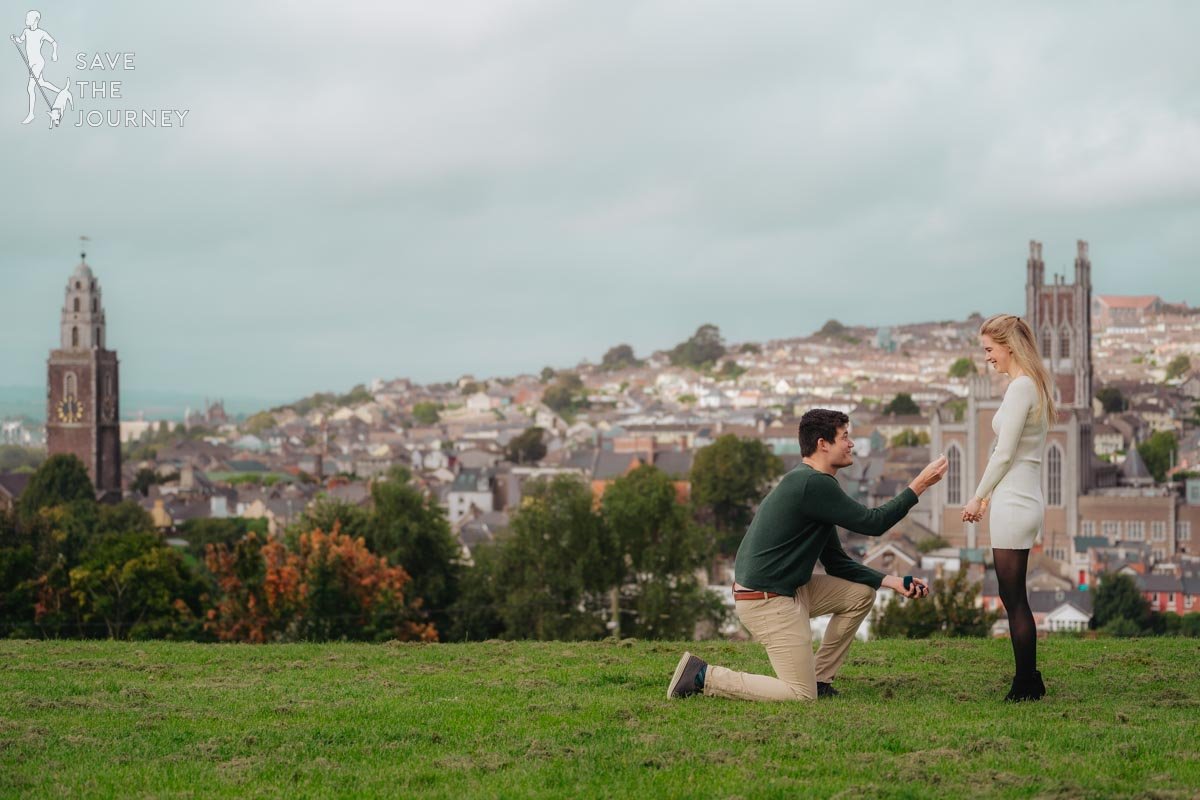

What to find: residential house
left=0, top=473, right=30, bottom=512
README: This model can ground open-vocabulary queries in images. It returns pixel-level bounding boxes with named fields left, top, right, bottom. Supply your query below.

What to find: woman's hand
left=962, top=497, right=986, bottom=523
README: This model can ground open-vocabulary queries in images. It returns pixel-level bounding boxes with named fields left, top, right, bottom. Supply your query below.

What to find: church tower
left=46, top=253, right=121, bottom=500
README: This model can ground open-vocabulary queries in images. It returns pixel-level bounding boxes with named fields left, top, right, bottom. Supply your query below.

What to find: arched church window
left=1047, top=444, right=1062, bottom=506
left=947, top=444, right=963, bottom=505
left=91, top=298, right=97, bottom=313
left=95, top=328, right=101, bottom=348
left=71, top=327, right=79, bottom=347
left=1041, top=327, right=1053, bottom=359
left=65, top=372, right=77, bottom=397
left=1059, top=325, right=1071, bottom=361
left=73, top=298, right=80, bottom=312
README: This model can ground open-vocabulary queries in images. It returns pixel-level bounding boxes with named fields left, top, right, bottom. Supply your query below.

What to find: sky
left=3, top=2, right=1198, bottom=402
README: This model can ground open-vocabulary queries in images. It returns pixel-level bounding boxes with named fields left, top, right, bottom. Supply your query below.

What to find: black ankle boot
left=1004, top=672, right=1045, bottom=702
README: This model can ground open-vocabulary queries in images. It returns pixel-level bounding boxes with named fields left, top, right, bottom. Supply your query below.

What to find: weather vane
left=80, top=234, right=89, bottom=260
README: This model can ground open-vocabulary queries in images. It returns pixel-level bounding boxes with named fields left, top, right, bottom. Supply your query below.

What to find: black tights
left=994, top=548, right=1037, bottom=679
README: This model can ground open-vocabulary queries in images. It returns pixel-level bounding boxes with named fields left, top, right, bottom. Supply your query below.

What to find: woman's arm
left=972, top=377, right=1036, bottom=501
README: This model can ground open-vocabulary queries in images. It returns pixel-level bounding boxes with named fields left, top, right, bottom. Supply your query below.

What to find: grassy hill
left=2, top=637, right=1198, bottom=798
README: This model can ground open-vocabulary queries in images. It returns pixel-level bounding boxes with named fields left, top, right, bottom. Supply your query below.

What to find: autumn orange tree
left=204, top=526, right=436, bottom=643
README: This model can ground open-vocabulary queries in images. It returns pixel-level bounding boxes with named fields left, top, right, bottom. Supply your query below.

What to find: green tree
left=18, top=454, right=95, bottom=522
left=1165, top=354, right=1192, bottom=382
left=890, top=429, right=930, bottom=448
left=739, top=343, right=762, bottom=355
left=296, top=498, right=369, bottom=543
left=179, top=517, right=268, bottom=559
left=0, top=509, right=38, bottom=637
left=243, top=412, right=277, bottom=436
left=948, top=357, right=977, bottom=378
left=669, top=324, right=726, bottom=369
left=873, top=569, right=998, bottom=638
left=506, top=427, right=547, bottom=465
left=460, top=381, right=481, bottom=396
left=366, top=467, right=461, bottom=634
left=542, top=373, right=586, bottom=419
left=539, top=366, right=556, bottom=383
left=446, top=542, right=505, bottom=642
left=0, top=445, right=45, bottom=473
left=601, top=344, right=642, bottom=371
left=716, top=360, right=746, bottom=381
left=494, top=475, right=615, bottom=640
left=412, top=402, right=441, bottom=426
left=1092, top=573, right=1153, bottom=631
left=1095, top=387, right=1127, bottom=414
left=601, top=465, right=723, bottom=639
left=690, top=435, right=785, bottom=554
left=69, top=531, right=205, bottom=640
left=1137, top=431, right=1177, bottom=483
left=131, top=467, right=160, bottom=497
left=817, top=319, right=848, bottom=337
left=883, top=393, right=921, bottom=416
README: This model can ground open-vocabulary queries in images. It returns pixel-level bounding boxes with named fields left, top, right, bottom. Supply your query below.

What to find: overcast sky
left=3, top=2, right=1198, bottom=400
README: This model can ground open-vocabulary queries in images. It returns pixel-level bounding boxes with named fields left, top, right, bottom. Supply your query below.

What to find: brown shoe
left=667, top=652, right=707, bottom=699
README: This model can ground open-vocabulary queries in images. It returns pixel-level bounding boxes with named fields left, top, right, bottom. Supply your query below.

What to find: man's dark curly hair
left=798, top=409, right=850, bottom=457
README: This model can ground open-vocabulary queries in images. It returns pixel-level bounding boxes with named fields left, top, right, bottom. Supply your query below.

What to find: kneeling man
left=669, top=409, right=947, bottom=701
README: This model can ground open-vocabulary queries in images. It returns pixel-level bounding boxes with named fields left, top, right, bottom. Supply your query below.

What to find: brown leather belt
left=732, top=587, right=787, bottom=601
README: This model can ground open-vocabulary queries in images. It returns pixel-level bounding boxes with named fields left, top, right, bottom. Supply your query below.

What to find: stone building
left=46, top=253, right=121, bottom=500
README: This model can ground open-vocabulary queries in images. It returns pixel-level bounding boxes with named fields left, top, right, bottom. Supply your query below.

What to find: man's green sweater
left=734, top=464, right=919, bottom=596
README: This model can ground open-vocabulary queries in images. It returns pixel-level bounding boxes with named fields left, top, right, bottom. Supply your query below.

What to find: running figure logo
left=10, top=10, right=71, bottom=128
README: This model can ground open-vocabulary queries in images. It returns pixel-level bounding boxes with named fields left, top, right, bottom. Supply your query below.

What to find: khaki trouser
left=703, top=575, right=876, bottom=701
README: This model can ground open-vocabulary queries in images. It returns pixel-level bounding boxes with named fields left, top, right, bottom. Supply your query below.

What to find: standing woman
left=962, top=314, right=1056, bottom=702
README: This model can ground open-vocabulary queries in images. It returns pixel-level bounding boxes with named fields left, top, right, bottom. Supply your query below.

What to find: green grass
left=2, top=637, right=1199, bottom=798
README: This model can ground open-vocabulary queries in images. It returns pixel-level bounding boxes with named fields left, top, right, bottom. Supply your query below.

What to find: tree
left=601, top=344, right=641, bottom=371
left=460, top=381, right=481, bottom=396
left=882, top=393, right=921, bottom=417
left=669, top=324, right=726, bottom=369
left=1095, top=387, right=1127, bottom=414
left=243, top=412, right=278, bottom=437
left=95, top=501, right=156, bottom=538
left=716, top=360, right=746, bottom=381
left=204, top=529, right=435, bottom=643
left=817, top=319, right=848, bottom=337
left=366, top=467, right=461, bottom=635
left=948, top=357, right=977, bottom=379
left=69, top=531, right=204, bottom=640
left=1092, top=573, right=1153, bottom=631
left=1137, top=431, right=1177, bottom=483
left=493, top=475, right=615, bottom=640
left=132, top=467, right=159, bottom=497
left=601, top=465, right=723, bottom=639
left=296, top=498, right=369, bottom=543
left=0, top=445, right=45, bottom=473
left=890, top=429, right=930, bottom=448
left=739, top=343, right=762, bottom=355
left=445, top=542, right=505, bottom=642
left=873, top=569, right=998, bottom=638
left=1165, top=354, right=1192, bottom=382
left=506, top=427, right=547, bottom=465
left=542, top=374, right=586, bottom=419
left=18, top=455, right=95, bottom=522
left=411, top=402, right=441, bottom=426
left=690, top=435, right=784, bottom=554
left=180, top=517, right=268, bottom=559
left=539, top=366, right=556, bottom=383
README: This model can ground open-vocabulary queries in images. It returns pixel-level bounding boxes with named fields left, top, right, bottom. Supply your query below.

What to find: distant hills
left=0, top=386, right=291, bottom=424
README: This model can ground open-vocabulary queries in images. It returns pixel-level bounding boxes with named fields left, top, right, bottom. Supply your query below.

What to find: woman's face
left=981, top=334, right=1013, bottom=374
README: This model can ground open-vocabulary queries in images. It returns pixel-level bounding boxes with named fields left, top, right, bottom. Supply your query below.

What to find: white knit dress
left=974, top=376, right=1047, bottom=550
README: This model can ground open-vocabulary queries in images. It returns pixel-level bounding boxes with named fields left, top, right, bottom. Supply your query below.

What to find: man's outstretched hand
left=882, top=574, right=929, bottom=598
left=908, top=455, right=949, bottom=496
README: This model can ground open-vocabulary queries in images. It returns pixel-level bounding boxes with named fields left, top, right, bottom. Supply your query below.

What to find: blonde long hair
left=980, top=314, right=1057, bottom=425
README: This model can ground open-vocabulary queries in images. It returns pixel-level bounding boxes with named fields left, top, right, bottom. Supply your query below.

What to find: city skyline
left=4, top=3, right=1199, bottom=397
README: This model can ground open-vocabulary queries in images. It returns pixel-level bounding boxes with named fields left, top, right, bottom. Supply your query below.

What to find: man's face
left=823, top=425, right=854, bottom=468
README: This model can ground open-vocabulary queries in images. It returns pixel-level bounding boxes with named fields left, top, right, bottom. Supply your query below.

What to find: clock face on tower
left=57, top=395, right=84, bottom=423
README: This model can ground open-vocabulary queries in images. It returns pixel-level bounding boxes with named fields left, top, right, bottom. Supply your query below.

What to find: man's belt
left=732, top=586, right=787, bottom=601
